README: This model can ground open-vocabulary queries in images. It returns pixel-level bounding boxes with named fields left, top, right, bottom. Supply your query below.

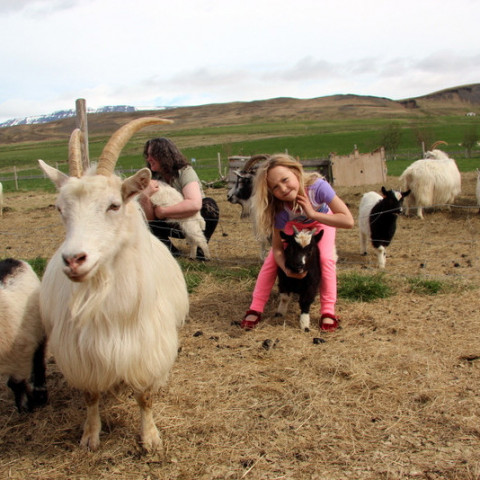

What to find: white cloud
left=0, top=0, right=479, bottom=122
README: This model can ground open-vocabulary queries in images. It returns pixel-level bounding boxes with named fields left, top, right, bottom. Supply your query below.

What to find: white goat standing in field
left=38, top=118, right=189, bottom=452
left=150, top=181, right=211, bottom=259
left=0, top=258, right=48, bottom=412
left=399, top=142, right=461, bottom=219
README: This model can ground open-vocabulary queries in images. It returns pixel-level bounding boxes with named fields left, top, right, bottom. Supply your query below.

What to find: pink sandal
left=320, top=314, right=340, bottom=332
left=241, top=309, right=262, bottom=330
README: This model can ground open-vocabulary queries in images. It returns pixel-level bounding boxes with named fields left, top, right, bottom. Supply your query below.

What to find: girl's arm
left=272, top=229, right=286, bottom=273
left=153, top=181, right=203, bottom=220
left=296, top=194, right=354, bottom=229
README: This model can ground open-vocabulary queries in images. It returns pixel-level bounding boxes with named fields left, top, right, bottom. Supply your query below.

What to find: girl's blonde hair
left=251, top=153, right=322, bottom=239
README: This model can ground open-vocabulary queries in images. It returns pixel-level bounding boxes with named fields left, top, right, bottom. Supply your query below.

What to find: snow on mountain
left=0, top=105, right=166, bottom=128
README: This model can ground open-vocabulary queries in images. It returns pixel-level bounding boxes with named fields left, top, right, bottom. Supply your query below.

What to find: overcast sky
left=0, top=0, right=479, bottom=123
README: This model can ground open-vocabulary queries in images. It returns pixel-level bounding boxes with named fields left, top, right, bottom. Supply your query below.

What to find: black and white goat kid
left=276, top=227, right=324, bottom=331
left=359, top=186, right=410, bottom=269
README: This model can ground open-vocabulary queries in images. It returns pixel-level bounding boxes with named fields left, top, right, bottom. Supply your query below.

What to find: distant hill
left=0, top=84, right=478, bottom=145
left=398, top=83, right=480, bottom=113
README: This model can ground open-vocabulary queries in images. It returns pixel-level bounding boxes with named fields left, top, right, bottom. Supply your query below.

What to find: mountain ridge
left=0, top=83, right=478, bottom=145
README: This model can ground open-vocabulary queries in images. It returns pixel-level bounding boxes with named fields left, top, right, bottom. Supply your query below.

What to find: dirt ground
left=1, top=172, right=479, bottom=480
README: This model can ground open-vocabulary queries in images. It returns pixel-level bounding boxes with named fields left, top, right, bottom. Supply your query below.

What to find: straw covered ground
left=0, top=172, right=479, bottom=480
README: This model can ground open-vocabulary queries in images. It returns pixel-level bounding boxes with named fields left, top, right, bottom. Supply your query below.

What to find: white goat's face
left=39, top=160, right=151, bottom=282
left=58, top=178, right=128, bottom=281
left=55, top=175, right=129, bottom=281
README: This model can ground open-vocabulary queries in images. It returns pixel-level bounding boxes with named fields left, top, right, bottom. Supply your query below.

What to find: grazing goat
left=150, top=181, right=211, bottom=259
left=227, top=154, right=269, bottom=219
left=38, top=118, right=189, bottom=451
left=399, top=142, right=461, bottom=219
left=275, top=227, right=323, bottom=331
left=0, top=258, right=47, bottom=412
left=359, top=187, right=410, bottom=269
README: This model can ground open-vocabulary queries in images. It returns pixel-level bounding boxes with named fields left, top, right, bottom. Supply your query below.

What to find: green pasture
left=0, top=115, right=479, bottom=192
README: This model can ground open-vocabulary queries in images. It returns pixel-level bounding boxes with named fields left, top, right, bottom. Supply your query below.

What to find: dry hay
left=0, top=172, right=480, bottom=480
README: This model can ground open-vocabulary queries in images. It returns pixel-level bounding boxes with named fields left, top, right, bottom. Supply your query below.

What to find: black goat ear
left=314, top=229, right=324, bottom=243
left=280, top=231, right=288, bottom=241
left=402, top=189, right=411, bottom=198
left=381, top=186, right=388, bottom=196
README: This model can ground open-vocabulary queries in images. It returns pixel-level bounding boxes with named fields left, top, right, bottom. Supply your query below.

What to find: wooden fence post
left=75, top=98, right=90, bottom=171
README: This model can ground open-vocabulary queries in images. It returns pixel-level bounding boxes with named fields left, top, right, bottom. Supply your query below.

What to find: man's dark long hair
left=143, top=137, right=189, bottom=183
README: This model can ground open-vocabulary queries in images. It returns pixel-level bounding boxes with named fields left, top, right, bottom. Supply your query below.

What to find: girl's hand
left=285, top=268, right=308, bottom=280
left=295, top=194, right=316, bottom=219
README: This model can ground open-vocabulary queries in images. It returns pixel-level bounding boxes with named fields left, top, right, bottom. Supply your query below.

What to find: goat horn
left=430, top=140, right=448, bottom=150
left=97, top=117, right=174, bottom=176
left=68, top=128, right=83, bottom=178
left=243, top=154, right=270, bottom=172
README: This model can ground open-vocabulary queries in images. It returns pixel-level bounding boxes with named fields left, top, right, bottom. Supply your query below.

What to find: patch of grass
left=28, top=257, right=48, bottom=278
left=177, top=258, right=259, bottom=293
left=184, top=272, right=204, bottom=294
left=407, top=277, right=450, bottom=295
left=338, top=271, right=393, bottom=302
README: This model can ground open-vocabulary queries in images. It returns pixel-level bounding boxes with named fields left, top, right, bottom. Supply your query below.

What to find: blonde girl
left=241, top=154, right=354, bottom=331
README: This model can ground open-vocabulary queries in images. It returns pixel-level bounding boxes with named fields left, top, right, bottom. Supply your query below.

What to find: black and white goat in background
left=227, top=154, right=269, bottom=218
left=359, top=187, right=410, bottom=269
left=276, top=227, right=324, bottom=331
left=0, top=258, right=48, bottom=412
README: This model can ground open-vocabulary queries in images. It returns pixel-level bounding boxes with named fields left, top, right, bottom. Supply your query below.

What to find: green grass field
left=0, top=115, right=478, bottom=192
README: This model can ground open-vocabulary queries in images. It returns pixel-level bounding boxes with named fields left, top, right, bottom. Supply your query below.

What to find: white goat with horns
left=399, top=141, right=461, bottom=219
left=38, top=117, right=189, bottom=452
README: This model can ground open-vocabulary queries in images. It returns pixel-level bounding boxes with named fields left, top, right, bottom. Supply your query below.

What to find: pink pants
left=249, top=221, right=337, bottom=316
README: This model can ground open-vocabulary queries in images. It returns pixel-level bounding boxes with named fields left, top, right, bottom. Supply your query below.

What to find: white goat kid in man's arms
left=149, top=180, right=211, bottom=260
left=38, top=118, right=189, bottom=452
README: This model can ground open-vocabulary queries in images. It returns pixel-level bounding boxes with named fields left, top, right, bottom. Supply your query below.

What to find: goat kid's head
left=381, top=186, right=411, bottom=215
left=280, top=227, right=324, bottom=274
left=38, top=117, right=173, bottom=282
left=227, top=170, right=255, bottom=205
left=227, top=154, right=269, bottom=211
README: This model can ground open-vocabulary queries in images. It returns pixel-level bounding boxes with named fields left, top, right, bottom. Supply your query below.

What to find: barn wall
left=330, top=148, right=387, bottom=187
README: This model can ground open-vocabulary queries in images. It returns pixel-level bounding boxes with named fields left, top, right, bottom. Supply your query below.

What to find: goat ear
left=38, top=159, right=69, bottom=189
left=314, top=229, right=324, bottom=243
left=402, top=189, right=411, bottom=198
left=121, top=168, right=152, bottom=201
left=381, top=186, right=388, bottom=197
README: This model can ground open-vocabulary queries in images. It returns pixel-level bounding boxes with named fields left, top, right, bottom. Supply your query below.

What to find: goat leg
left=135, top=389, right=162, bottom=452
left=298, top=290, right=317, bottom=331
left=275, top=292, right=291, bottom=318
left=81, top=391, right=101, bottom=450
left=28, top=337, right=48, bottom=409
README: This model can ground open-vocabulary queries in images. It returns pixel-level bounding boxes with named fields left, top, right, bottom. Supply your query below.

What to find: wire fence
left=1, top=199, right=479, bottom=285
